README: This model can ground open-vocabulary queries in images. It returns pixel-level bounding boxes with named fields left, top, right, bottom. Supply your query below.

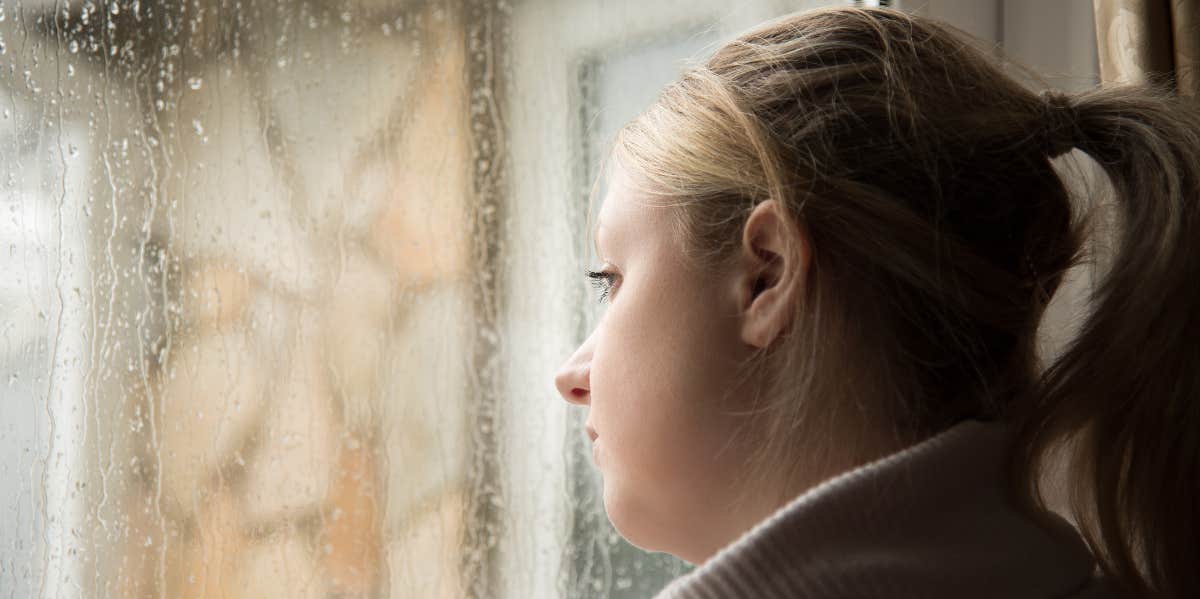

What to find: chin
left=602, top=480, right=672, bottom=556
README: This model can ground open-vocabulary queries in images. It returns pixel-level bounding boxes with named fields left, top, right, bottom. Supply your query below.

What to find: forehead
left=594, top=166, right=667, bottom=248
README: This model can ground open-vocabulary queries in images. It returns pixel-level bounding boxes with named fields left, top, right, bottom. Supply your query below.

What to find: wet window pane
left=1, top=1, right=839, bottom=597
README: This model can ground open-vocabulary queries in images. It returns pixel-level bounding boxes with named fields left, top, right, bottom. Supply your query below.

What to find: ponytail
left=1015, top=85, right=1200, bottom=598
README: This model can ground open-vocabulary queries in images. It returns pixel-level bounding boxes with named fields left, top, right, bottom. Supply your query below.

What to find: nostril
left=555, top=363, right=590, bottom=404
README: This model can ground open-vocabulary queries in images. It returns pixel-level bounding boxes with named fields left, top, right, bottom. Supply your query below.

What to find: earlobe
left=736, top=200, right=809, bottom=349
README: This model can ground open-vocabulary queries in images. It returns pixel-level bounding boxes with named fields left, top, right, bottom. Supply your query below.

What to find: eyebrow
left=592, top=220, right=604, bottom=260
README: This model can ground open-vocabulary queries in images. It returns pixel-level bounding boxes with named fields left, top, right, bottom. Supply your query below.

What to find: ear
left=734, top=200, right=811, bottom=349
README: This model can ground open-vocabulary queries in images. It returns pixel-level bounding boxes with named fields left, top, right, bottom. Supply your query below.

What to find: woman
left=554, top=7, right=1198, bottom=599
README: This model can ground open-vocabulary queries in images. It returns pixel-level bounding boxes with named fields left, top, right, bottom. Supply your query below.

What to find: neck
left=689, top=420, right=914, bottom=566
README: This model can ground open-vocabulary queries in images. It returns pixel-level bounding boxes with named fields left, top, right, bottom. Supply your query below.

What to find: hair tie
left=1037, top=89, right=1078, bottom=158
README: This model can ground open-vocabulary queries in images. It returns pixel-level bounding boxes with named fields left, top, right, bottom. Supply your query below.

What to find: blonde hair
left=611, top=7, right=1200, bottom=598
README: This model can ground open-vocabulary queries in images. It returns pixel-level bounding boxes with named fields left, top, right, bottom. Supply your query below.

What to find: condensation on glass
left=1, top=1, right=837, bottom=597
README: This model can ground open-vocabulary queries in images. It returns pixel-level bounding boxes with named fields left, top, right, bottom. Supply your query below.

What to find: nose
left=555, top=334, right=593, bottom=406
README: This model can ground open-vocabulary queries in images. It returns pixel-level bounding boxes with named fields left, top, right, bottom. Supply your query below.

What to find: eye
left=585, top=269, right=619, bottom=304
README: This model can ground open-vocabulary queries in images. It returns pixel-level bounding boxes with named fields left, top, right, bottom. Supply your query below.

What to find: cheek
left=589, top=302, right=679, bottom=447
left=589, top=304, right=749, bottom=554
left=591, top=269, right=744, bottom=432
left=588, top=275, right=746, bottom=481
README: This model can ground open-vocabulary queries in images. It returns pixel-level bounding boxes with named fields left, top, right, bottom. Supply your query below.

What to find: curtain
left=1094, top=0, right=1199, bottom=95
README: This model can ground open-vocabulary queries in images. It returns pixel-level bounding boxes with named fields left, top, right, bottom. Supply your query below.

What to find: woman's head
left=558, top=7, right=1200, bottom=595
left=560, top=5, right=1075, bottom=555
left=614, top=4, right=1082, bottom=463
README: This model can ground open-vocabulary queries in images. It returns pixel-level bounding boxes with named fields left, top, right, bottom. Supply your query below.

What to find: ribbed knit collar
left=654, top=420, right=1107, bottom=599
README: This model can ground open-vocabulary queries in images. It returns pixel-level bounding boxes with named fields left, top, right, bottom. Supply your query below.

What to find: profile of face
left=554, top=165, right=807, bottom=564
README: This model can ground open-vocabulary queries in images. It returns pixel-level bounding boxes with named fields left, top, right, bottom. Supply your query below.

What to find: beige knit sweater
left=654, top=420, right=1119, bottom=599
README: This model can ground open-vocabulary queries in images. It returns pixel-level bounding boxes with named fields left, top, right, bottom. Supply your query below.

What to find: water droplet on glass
left=187, top=77, right=202, bottom=90
left=192, top=119, right=204, bottom=136
left=66, top=64, right=75, bottom=76
left=381, top=23, right=392, bottom=36
left=68, top=40, right=80, bottom=54
left=109, top=2, right=119, bottom=15
left=68, top=145, right=79, bottom=157
left=340, top=11, right=352, bottom=23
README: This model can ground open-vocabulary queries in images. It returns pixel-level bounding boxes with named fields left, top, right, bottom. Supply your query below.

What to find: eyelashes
left=586, top=269, right=618, bottom=303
